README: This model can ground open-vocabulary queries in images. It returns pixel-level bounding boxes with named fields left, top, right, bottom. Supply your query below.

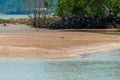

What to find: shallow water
left=0, top=14, right=54, bottom=19
left=0, top=50, right=120, bottom=80
left=0, top=14, right=29, bottom=19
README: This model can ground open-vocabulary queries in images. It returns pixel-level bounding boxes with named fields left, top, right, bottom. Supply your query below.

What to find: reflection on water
left=0, top=50, right=120, bottom=80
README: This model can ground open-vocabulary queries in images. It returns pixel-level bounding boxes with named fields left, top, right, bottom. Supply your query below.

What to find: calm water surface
left=0, top=14, right=29, bottom=19
left=0, top=14, right=54, bottom=19
left=0, top=50, right=120, bottom=80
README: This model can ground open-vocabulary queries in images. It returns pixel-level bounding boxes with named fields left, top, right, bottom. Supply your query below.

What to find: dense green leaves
left=56, top=0, right=120, bottom=18
left=22, top=0, right=120, bottom=18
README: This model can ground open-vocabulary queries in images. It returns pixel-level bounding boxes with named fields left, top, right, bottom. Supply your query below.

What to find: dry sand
left=0, top=24, right=120, bottom=60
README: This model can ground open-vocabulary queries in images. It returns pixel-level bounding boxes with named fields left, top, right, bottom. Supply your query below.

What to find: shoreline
left=0, top=42, right=120, bottom=60
left=68, top=42, right=120, bottom=58
left=0, top=24, right=120, bottom=60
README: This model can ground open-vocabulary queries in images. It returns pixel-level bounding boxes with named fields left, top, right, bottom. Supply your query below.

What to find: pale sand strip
left=67, top=42, right=120, bottom=58
left=0, top=24, right=120, bottom=59
left=0, top=42, right=120, bottom=60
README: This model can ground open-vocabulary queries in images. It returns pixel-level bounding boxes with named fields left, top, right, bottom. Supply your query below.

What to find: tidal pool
left=0, top=50, right=120, bottom=80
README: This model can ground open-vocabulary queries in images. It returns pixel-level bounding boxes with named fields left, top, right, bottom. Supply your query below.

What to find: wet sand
left=0, top=24, right=120, bottom=60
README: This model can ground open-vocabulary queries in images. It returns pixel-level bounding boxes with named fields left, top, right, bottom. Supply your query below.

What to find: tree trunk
left=33, top=8, right=37, bottom=27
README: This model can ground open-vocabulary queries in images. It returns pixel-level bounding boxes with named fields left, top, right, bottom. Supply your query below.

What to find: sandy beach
left=0, top=24, right=120, bottom=59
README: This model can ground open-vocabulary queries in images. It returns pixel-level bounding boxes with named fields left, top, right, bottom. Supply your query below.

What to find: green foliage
left=56, top=0, right=73, bottom=18
left=44, top=0, right=55, bottom=10
left=56, top=0, right=120, bottom=18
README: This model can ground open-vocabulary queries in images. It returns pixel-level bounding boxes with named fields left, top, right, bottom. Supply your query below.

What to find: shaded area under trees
left=48, top=15, right=120, bottom=29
